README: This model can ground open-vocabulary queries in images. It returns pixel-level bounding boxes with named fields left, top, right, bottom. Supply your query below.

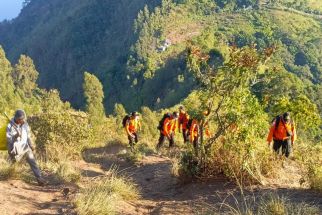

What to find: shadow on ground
left=82, top=141, right=322, bottom=214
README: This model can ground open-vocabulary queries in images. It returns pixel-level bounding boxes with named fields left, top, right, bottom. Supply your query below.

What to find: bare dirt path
left=0, top=180, right=75, bottom=215
left=0, top=142, right=321, bottom=215
left=82, top=143, right=322, bottom=214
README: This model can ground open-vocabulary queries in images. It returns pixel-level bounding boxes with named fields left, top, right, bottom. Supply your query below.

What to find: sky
left=0, top=0, right=24, bottom=21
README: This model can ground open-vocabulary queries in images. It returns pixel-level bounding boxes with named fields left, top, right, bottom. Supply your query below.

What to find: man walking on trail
left=178, top=106, right=190, bottom=143
left=267, top=112, right=297, bottom=158
left=125, top=112, right=141, bottom=149
left=189, top=118, right=199, bottom=150
left=157, top=112, right=179, bottom=150
left=188, top=113, right=210, bottom=151
left=6, top=110, right=46, bottom=186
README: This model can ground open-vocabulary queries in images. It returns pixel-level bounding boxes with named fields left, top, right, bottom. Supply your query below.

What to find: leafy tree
left=0, top=46, right=17, bottom=112
left=83, top=72, right=105, bottom=124
left=113, top=103, right=126, bottom=117
left=12, top=55, right=39, bottom=97
left=41, top=89, right=71, bottom=113
left=184, top=44, right=276, bottom=182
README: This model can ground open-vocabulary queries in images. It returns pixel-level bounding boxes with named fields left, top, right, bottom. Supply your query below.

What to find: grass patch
left=257, top=194, right=320, bottom=215
left=75, top=168, right=140, bottom=215
left=219, top=193, right=320, bottom=215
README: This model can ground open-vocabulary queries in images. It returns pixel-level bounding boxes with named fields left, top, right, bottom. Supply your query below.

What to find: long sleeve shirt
left=6, top=119, right=33, bottom=161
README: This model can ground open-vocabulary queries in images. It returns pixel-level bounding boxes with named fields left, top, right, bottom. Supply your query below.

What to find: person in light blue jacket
left=6, top=109, right=46, bottom=186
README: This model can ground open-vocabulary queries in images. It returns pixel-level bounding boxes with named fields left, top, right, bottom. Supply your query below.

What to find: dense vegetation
left=0, top=0, right=321, bottom=213
left=0, top=0, right=321, bottom=113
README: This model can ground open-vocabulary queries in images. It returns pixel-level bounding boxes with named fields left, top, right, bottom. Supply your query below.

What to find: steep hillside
left=0, top=0, right=161, bottom=109
left=0, top=0, right=321, bottom=112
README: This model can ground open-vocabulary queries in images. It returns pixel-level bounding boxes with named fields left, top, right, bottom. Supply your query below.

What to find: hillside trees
left=184, top=41, right=322, bottom=183
left=0, top=47, right=19, bottom=112
left=83, top=72, right=105, bottom=125
left=12, top=55, right=38, bottom=97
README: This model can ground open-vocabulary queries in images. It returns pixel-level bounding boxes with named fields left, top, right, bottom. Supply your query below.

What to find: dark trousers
left=192, top=136, right=199, bottom=150
left=273, top=139, right=292, bottom=157
left=182, top=129, right=189, bottom=143
left=128, top=132, right=138, bottom=147
left=157, top=133, right=175, bottom=149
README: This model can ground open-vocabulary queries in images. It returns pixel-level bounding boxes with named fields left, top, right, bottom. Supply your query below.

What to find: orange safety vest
left=126, top=118, right=140, bottom=134
left=162, top=117, right=177, bottom=136
left=267, top=118, right=296, bottom=143
left=189, top=119, right=199, bottom=143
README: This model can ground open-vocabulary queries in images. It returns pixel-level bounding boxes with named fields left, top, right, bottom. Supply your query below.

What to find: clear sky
left=0, top=0, right=24, bottom=21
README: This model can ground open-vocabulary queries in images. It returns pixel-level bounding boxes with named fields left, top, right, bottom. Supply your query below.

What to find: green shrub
left=28, top=110, right=94, bottom=159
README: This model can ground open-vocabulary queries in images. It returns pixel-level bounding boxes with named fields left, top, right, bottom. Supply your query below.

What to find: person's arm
left=6, top=123, right=18, bottom=154
left=125, top=121, right=134, bottom=137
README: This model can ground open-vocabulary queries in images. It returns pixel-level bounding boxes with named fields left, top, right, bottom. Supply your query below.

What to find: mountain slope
left=0, top=0, right=161, bottom=109
left=0, top=0, right=321, bottom=112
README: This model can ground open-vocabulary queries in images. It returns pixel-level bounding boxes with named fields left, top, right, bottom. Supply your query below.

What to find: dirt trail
left=82, top=143, right=322, bottom=214
left=0, top=180, right=75, bottom=215
left=1, top=142, right=321, bottom=215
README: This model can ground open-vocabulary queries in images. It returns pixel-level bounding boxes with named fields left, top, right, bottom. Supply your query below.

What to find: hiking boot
left=36, top=177, right=47, bottom=186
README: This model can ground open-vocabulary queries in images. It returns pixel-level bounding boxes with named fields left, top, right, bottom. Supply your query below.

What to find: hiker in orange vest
left=189, top=118, right=199, bottom=150
left=178, top=106, right=190, bottom=143
left=189, top=113, right=211, bottom=151
left=157, top=112, right=179, bottom=150
left=125, top=112, right=141, bottom=149
left=267, top=112, right=297, bottom=157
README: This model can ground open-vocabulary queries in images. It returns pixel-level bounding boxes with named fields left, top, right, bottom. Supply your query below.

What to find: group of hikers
left=4, top=108, right=296, bottom=186
left=123, top=106, right=210, bottom=152
left=123, top=107, right=297, bottom=159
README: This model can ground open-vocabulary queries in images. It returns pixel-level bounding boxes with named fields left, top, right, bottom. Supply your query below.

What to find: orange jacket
left=162, top=117, right=177, bottom=136
left=267, top=118, right=296, bottom=143
left=190, top=120, right=210, bottom=142
left=126, top=117, right=141, bottom=134
left=179, top=112, right=189, bottom=130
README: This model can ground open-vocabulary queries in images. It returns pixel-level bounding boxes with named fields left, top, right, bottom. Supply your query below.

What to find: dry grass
left=75, top=168, right=140, bottom=215
left=219, top=193, right=320, bottom=215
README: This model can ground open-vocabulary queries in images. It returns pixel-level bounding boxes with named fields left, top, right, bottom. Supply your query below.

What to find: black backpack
left=272, top=115, right=280, bottom=130
left=272, top=115, right=293, bottom=136
left=157, top=113, right=171, bottom=130
left=122, top=115, right=131, bottom=128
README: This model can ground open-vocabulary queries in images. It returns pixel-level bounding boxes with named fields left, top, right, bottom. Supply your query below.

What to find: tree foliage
left=12, top=55, right=39, bottom=97
left=83, top=72, right=105, bottom=124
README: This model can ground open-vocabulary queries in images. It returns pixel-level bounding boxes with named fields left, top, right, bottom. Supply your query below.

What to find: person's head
left=131, top=111, right=139, bottom=119
left=172, top=111, right=179, bottom=119
left=203, top=109, right=210, bottom=116
left=14, top=109, right=26, bottom=125
left=283, top=112, right=291, bottom=123
left=179, top=105, right=185, bottom=113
